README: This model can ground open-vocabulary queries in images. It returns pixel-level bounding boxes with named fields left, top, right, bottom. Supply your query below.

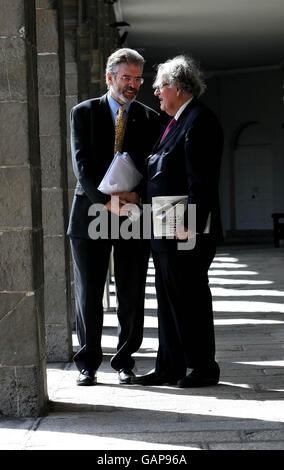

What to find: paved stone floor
left=1, top=244, right=284, bottom=451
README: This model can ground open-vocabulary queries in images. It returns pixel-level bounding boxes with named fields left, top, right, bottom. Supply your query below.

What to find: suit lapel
left=152, top=98, right=198, bottom=152
left=151, top=120, right=180, bottom=153
left=124, top=101, right=139, bottom=144
left=96, top=94, right=115, bottom=144
left=89, top=94, right=116, bottom=164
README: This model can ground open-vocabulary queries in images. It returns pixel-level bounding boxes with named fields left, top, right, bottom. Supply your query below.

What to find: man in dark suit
left=68, top=48, right=160, bottom=386
left=132, top=55, right=223, bottom=387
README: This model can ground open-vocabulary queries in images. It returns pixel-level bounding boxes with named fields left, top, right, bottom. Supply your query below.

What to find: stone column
left=89, top=0, right=119, bottom=98
left=62, top=0, right=79, bottom=328
left=36, top=0, right=73, bottom=362
left=0, top=0, right=48, bottom=417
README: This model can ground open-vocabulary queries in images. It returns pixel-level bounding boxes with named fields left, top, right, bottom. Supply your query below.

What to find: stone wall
left=0, top=0, right=48, bottom=417
left=36, top=0, right=73, bottom=362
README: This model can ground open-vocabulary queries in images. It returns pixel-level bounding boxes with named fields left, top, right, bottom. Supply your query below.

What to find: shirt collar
left=107, top=92, right=131, bottom=115
left=174, top=97, right=193, bottom=121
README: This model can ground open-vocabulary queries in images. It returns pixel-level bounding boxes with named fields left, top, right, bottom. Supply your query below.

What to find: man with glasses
left=68, top=48, right=160, bottom=386
left=132, top=55, right=223, bottom=388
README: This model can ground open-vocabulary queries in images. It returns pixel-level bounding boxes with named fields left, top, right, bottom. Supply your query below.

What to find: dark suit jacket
left=147, top=98, right=224, bottom=252
left=67, top=93, right=160, bottom=239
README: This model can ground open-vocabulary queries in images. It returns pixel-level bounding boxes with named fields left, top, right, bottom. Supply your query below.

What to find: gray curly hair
left=153, top=55, right=206, bottom=98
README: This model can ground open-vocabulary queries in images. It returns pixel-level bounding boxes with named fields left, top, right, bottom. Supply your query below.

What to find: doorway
left=233, top=123, right=273, bottom=230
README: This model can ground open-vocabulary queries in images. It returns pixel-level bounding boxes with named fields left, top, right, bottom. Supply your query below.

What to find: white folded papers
left=152, top=195, right=188, bottom=238
left=152, top=195, right=211, bottom=238
left=98, top=152, right=143, bottom=195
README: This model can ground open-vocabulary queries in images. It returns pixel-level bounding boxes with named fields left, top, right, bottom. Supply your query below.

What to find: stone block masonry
left=36, top=0, right=73, bottom=362
left=0, top=0, right=48, bottom=417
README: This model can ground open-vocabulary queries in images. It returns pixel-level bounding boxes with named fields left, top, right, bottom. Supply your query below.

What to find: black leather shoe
left=118, top=368, right=135, bottom=384
left=131, top=372, right=177, bottom=386
left=177, top=364, right=220, bottom=388
left=76, top=369, right=97, bottom=386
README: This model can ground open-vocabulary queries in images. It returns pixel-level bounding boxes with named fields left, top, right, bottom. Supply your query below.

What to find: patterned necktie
left=114, top=105, right=126, bottom=155
left=160, top=117, right=176, bottom=143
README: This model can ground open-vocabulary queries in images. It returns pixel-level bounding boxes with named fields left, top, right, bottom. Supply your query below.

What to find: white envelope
left=98, top=152, right=143, bottom=195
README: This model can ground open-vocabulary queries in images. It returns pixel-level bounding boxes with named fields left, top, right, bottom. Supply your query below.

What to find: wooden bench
left=272, top=213, right=284, bottom=247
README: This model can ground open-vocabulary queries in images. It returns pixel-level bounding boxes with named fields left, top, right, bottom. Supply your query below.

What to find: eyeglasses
left=117, top=75, right=144, bottom=85
left=154, top=83, right=170, bottom=93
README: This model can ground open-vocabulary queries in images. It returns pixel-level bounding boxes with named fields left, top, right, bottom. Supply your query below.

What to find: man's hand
left=104, top=196, right=124, bottom=216
left=105, top=192, right=140, bottom=216
left=112, top=191, right=140, bottom=205
left=175, top=224, right=196, bottom=240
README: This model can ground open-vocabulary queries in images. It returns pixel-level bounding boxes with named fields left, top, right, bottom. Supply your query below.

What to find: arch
left=233, top=121, right=259, bottom=149
left=233, top=121, right=272, bottom=148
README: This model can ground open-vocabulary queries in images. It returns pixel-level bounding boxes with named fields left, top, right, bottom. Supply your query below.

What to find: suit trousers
left=152, top=236, right=216, bottom=380
left=70, top=236, right=150, bottom=372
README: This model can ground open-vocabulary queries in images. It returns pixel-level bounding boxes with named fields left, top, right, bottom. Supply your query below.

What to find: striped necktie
left=114, top=105, right=126, bottom=155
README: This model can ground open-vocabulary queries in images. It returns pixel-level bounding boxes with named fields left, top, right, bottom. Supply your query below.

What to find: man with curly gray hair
left=132, top=55, right=223, bottom=388
left=153, top=55, right=206, bottom=98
